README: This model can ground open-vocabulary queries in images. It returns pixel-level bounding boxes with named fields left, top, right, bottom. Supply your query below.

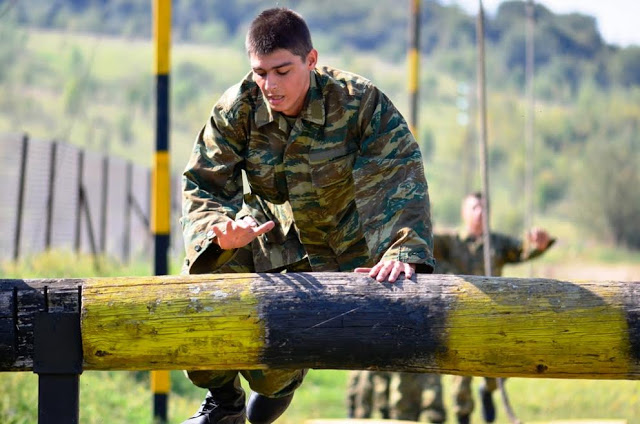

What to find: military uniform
left=433, top=230, right=555, bottom=421
left=347, top=370, right=392, bottom=419
left=347, top=370, right=443, bottom=422
left=181, top=66, right=435, bottom=398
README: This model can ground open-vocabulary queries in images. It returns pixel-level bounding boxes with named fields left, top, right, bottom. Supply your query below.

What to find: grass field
left=2, top=369, right=640, bottom=423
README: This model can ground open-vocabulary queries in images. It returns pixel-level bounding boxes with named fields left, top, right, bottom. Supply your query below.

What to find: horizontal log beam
left=1, top=273, right=639, bottom=379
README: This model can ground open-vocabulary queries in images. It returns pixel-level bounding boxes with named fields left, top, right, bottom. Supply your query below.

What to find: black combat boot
left=182, top=377, right=247, bottom=424
left=479, top=386, right=496, bottom=423
left=246, top=392, right=294, bottom=424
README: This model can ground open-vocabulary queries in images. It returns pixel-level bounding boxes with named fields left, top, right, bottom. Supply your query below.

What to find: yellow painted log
left=78, top=273, right=640, bottom=379
left=2, top=273, right=640, bottom=378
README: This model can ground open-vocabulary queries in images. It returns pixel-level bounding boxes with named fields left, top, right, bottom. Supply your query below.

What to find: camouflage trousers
left=347, top=370, right=446, bottom=423
left=452, top=375, right=498, bottom=417
left=186, top=368, right=307, bottom=398
left=185, top=247, right=312, bottom=397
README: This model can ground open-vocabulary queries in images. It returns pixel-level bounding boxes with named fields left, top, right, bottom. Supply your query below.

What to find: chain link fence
left=0, top=133, right=184, bottom=266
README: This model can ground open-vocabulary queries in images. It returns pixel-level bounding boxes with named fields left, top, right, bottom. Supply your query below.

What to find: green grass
left=2, top=371, right=640, bottom=423
left=0, top=249, right=153, bottom=278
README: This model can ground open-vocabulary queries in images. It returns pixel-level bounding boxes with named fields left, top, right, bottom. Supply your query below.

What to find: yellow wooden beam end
left=151, top=151, right=170, bottom=234
left=151, top=370, right=171, bottom=394
left=81, top=274, right=264, bottom=370
left=442, top=276, right=632, bottom=379
left=153, top=0, right=171, bottom=75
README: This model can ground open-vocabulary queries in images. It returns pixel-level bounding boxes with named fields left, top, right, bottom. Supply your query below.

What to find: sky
left=442, top=0, right=639, bottom=47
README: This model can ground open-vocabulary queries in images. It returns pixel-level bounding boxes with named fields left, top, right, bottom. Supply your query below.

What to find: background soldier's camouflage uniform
left=181, top=66, right=435, bottom=393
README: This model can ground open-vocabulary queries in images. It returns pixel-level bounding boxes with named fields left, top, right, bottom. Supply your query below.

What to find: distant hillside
left=5, top=0, right=640, bottom=93
left=0, top=0, right=638, bottom=250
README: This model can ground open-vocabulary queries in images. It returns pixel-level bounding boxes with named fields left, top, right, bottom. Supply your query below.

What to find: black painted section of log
left=0, top=289, right=16, bottom=367
left=258, top=273, right=448, bottom=371
left=0, top=279, right=82, bottom=370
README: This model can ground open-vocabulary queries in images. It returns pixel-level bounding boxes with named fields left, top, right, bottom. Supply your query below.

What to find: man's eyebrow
left=252, top=61, right=293, bottom=72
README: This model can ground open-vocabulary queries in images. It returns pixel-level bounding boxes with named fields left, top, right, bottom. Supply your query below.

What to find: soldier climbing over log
left=179, top=6, right=435, bottom=424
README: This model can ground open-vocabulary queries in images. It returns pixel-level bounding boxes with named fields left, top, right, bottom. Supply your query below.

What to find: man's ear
left=306, top=49, right=318, bottom=69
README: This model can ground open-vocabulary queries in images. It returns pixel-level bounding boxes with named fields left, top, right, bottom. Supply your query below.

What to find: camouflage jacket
left=181, top=66, right=434, bottom=274
left=433, top=230, right=555, bottom=276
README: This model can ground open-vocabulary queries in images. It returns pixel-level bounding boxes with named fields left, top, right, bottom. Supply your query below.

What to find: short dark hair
left=466, top=191, right=483, bottom=201
left=245, top=8, right=313, bottom=60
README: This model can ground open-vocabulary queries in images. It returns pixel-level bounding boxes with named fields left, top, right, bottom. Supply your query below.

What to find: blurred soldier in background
left=348, top=192, right=554, bottom=424
left=432, top=191, right=555, bottom=424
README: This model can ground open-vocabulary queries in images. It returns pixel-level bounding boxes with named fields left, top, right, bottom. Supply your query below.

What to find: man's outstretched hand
left=527, top=227, right=552, bottom=250
left=354, top=260, right=416, bottom=283
left=211, top=216, right=275, bottom=250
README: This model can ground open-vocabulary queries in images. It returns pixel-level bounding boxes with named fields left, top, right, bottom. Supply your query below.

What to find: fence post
left=75, top=149, right=84, bottom=253
left=79, top=185, right=100, bottom=271
left=45, top=141, right=58, bottom=250
left=33, top=312, right=82, bottom=424
left=13, top=133, right=29, bottom=261
left=100, top=155, right=109, bottom=254
left=123, top=161, right=132, bottom=263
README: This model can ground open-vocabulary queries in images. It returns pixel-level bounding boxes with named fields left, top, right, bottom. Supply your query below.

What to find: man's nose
left=265, top=75, right=277, bottom=91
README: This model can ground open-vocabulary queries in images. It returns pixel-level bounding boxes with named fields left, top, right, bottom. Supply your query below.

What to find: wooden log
left=1, top=273, right=640, bottom=380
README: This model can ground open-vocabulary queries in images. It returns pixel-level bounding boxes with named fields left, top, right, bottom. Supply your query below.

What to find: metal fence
left=0, top=133, right=184, bottom=265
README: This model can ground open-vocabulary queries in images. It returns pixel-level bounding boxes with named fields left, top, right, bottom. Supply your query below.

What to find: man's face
left=462, top=196, right=484, bottom=234
left=250, top=48, right=317, bottom=117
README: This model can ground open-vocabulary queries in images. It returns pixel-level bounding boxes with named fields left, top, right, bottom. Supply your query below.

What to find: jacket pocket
left=309, top=149, right=356, bottom=188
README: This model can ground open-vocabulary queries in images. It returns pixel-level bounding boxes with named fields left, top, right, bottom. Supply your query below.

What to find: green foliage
left=572, top=136, right=640, bottom=249
left=10, top=0, right=640, bottom=84
left=610, top=46, right=640, bottom=87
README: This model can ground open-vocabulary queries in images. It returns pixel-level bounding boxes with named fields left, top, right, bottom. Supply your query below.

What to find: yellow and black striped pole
left=408, top=0, right=420, bottom=136
left=152, top=0, right=171, bottom=422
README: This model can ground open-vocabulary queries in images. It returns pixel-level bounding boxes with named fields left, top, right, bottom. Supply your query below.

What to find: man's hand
left=354, top=260, right=416, bottom=283
left=527, top=227, right=552, bottom=250
left=211, top=216, right=275, bottom=250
